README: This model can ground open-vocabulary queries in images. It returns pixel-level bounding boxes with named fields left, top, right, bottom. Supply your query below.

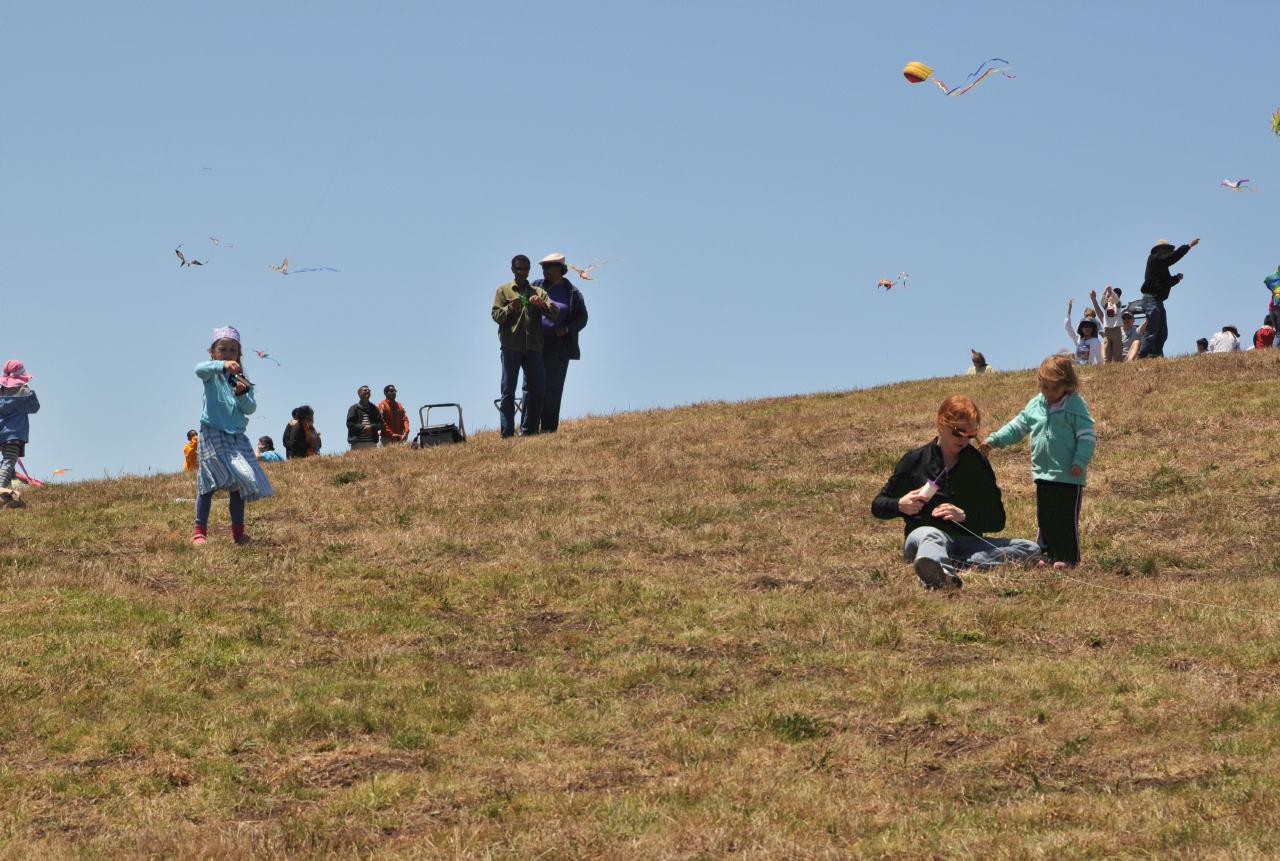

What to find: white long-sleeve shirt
left=1207, top=331, right=1240, bottom=353
left=1065, top=315, right=1103, bottom=364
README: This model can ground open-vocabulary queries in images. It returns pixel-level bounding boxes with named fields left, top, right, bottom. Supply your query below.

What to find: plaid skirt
left=196, top=425, right=274, bottom=502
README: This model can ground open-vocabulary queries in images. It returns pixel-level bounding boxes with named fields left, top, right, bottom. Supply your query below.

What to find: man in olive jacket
left=492, top=254, right=559, bottom=437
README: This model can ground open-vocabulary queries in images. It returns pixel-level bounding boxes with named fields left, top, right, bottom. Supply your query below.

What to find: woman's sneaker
left=914, top=556, right=962, bottom=590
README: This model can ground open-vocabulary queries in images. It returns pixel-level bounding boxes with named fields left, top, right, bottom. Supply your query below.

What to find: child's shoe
left=231, top=524, right=251, bottom=545
left=4, top=488, right=25, bottom=509
left=192, top=525, right=208, bottom=546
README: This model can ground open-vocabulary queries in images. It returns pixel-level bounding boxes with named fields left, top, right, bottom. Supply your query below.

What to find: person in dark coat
left=871, top=395, right=1040, bottom=589
left=531, top=252, right=589, bottom=433
left=1138, top=236, right=1200, bottom=358
left=282, top=405, right=321, bottom=459
left=346, top=386, right=383, bottom=451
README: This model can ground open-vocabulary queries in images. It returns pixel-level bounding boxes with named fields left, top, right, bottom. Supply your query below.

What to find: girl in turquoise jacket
left=980, top=355, right=1096, bottom=567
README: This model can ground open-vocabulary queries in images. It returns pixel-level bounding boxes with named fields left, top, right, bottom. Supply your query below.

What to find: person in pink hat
left=192, top=326, right=274, bottom=545
left=0, top=359, right=40, bottom=508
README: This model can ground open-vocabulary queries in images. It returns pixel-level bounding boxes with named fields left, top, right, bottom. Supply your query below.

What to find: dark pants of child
left=1035, top=479, right=1082, bottom=565
left=0, top=441, right=20, bottom=488
left=195, top=491, right=244, bottom=527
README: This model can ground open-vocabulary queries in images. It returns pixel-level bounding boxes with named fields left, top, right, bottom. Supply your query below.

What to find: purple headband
left=211, top=325, right=241, bottom=346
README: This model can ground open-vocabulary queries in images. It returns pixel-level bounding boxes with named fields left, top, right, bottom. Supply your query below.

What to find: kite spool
left=916, top=480, right=939, bottom=502
left=903, top=61, right=933, bottom=83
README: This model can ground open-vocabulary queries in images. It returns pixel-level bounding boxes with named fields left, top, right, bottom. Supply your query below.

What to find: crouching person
left=871, top=395, right=1040, bottom=589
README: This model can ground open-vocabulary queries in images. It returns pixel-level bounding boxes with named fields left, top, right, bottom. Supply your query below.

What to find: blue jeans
left=499, top=349, right=544, bottom=437
left=1138, top=295, right=1168, bottom=358
left=904, top=526, right=1041, bottom=570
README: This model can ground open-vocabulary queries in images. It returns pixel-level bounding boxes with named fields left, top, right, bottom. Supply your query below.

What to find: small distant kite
left=878, top=272, right=909, bottom=290
left=269, top=257, right=338, bottom=275
left=175, top=245, right=206, bottom=267
left=1222, top=178, right=1257, bottom=192
left=253, top=349, right=281, bottom=366
left=210, top=236, right=235, bottom=248
left=570, top=263, right=597, bottom=280
left=51, top=469, right=70, bottom=476
left=903, top=58, right=1015, bottom=97
left=1272, top=109, right=1280, bottom=137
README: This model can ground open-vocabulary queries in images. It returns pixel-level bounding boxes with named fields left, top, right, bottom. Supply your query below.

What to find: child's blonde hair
left=1037, top=354, right=1079, bottom=392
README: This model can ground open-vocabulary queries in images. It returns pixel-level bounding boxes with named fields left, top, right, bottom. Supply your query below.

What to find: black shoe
left=914, top=557, right=962, bottom=590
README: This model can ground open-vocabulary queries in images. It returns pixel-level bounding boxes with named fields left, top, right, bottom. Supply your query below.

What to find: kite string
left=944, top=519, right=1279, bottom=620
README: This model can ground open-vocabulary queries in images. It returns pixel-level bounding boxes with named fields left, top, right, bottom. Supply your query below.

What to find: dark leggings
left=195, top=491, right=244, bottom=527
left=1035, top=479, right=1082, bottom=565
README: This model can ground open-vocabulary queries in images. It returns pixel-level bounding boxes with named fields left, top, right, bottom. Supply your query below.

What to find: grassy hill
left=3, top=351, right=1280, bottom=859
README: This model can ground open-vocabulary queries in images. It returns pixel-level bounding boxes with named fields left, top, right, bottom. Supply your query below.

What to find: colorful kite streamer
left=903, top=58, right=1015, bottom=97
left=1221, top=178, right=1257, bottom=192
left=877, top=272, right=909, bottom=291
left=253, top=350, right=282, bottom=366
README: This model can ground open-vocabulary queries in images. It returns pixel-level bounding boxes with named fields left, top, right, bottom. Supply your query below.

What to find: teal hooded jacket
left=986, top=392, right=1096, bottom=485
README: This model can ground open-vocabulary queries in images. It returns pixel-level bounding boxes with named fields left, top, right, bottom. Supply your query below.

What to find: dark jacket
left=533, top=278, right=589, bottom=360
left=871, top=441, right=1007, bottom=540
left=282, top=421, right=321, bottom=459
left=1141, top=243, right=1191, bottom=302
left=346, top=401, right=383, bottom=445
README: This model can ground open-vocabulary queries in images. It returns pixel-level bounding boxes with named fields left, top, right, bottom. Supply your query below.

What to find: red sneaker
left=231, top=524, right=251, bottom=545
left=192, top=525, right=208, bottom=545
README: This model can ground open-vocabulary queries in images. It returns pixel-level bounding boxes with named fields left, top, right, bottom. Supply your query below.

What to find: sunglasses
left=949, top=425, right=979, bottom=440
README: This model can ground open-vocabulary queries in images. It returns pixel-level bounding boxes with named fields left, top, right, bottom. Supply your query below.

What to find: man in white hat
left=1138, top=236, right=1199, bottom=358
left=491, top=254, right=558, bottom=437
left=531, top=253, right=589, bottom=433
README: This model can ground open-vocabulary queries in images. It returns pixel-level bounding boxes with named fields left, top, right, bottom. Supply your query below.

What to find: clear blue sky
left=2, top=2, right=1276, bottom=479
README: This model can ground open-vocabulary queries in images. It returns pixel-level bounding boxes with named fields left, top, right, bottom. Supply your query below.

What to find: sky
left=1, top=1, right=1277, bottom=480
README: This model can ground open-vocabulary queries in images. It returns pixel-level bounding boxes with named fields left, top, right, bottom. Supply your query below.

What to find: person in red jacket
left=1253, top=315, right=1276, bottom=349
left=378, top=385, right=411, bottom=445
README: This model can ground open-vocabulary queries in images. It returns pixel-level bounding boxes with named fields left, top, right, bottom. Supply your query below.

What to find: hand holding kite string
left=175, top=245, right=206, bottom=267
left=253, top=349, right=281, bottom=366
left=903, top=58, right=1015, bottom=97
left=877, top=272, right=909, bottom=290
left=1221, top=178, right=1257, bottom=192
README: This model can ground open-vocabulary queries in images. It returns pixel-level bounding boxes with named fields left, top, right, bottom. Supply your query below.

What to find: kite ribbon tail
left=947, top=66, right=1015, bottom=97
left=14, top=458, right=45, bottom=487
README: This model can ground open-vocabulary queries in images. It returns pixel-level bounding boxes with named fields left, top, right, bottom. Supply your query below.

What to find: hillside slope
left=2, top=351, right=1280, bottom=859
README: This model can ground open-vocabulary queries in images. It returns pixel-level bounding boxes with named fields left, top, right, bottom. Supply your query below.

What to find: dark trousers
left=500, top=349, right=544, bottom=437
left=1035, top=479, right=1083, bottom=565
left=1138, top=295, right=1168, bottom=358
left=540, top=351, right=571, bottom=433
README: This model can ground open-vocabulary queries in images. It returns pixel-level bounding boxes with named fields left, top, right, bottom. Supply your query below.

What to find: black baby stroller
left=412, top=403, right=466, bottom=448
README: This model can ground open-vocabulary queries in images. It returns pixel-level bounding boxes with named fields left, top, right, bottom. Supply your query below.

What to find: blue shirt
left=537, top=278, right=574, bottom=331
left=195, top=360, right=257, bottom=434
left=259, top=449, right=284, bottom=462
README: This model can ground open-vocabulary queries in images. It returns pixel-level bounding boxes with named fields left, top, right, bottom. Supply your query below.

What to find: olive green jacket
left=491, top=281, right=560, bottom=352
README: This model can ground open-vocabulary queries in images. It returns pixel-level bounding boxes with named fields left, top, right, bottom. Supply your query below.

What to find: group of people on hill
left=179, top=251, right=592, bottom=544
left=182, top=385, right=413, bottom=473
left=874, top=354, right=1095, bottom=589
left=969, top=237, right=1280, bottom=372
left=491, top=253, right=588, bottom=438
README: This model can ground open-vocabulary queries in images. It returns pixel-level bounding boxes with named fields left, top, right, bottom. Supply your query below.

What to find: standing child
left=1064, top=299, right=1103, bottom=365
left=184, top=429, right=199, bottom=472
left=193, top=326, right=273, bottom=545
left=980, top=354, right=1096, bottom=568
left=0, top=360, right=40, bottom=509
left=1089, top=286, right=1125, bottom=363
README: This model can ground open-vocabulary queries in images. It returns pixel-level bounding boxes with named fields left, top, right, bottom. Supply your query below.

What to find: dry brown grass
left=2, top=350, right=1280, bottom=858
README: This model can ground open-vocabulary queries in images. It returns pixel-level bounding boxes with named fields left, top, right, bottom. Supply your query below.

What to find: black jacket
left=533, top=278, right=589, bottom=360
left=1140, top=243, right=1191, bottom=302
left=871, top=441, right=1007, bottom=539
left=346, top=402, right=383, bottom=444
left=282, top=421, right=321, bottom=459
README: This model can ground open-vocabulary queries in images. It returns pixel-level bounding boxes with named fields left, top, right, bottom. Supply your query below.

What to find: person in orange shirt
left=378, top=385, right=411, bottom=446
left=183, top=429, right=199, bottom=472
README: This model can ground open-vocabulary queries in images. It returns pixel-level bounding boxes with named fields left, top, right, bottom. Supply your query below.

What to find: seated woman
left=871, top=395, right=1040, bottom=589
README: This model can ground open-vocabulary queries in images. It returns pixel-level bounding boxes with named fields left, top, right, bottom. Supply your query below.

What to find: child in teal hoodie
left=980, top=354, right=1096, bottom=567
